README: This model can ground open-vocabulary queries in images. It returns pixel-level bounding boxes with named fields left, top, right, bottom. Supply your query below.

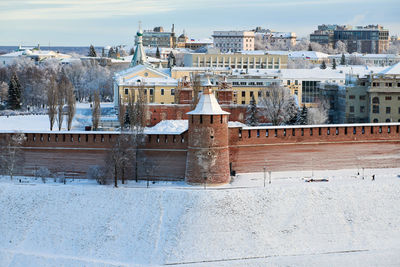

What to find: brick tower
left=185, top=79, right=231, bottom=185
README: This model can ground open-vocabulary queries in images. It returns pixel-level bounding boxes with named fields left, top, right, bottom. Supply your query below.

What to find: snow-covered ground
left=1, top=168, right=400, bottom=266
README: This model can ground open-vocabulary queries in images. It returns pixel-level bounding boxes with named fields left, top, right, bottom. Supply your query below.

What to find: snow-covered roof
left=187, top=90, right=230, bottom=115
left=379, top=62, right=400, bottom=75
left=242, top=122, right=400, bottom=131
left=271, top=32, right=296, bottom=38
left=144, top=120, right=188, bottom=135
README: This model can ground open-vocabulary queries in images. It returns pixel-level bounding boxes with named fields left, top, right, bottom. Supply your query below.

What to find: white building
left=212, top=31, right=255, bottom=53
left=0, top=47, right=71, bottom=66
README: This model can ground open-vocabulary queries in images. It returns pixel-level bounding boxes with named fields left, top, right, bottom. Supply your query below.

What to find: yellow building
left=183, top=52, right=288, bottom=69
left=368, top=64, right=400, bottom=123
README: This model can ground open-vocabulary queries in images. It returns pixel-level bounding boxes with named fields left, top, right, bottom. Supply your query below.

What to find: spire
left=130, top=21, right=148, bottom=67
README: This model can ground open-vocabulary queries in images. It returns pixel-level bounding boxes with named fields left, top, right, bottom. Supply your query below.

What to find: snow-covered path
left=1, top=168, right=400, bottom=266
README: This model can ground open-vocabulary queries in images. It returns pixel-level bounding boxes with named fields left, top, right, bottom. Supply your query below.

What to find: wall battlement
left=1, top=122, right=400, bottom=182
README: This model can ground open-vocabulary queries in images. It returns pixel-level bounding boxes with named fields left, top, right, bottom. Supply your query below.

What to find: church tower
left=185, top=79, right=231, bottom=185
left=130, top=22, right=148, bottom=67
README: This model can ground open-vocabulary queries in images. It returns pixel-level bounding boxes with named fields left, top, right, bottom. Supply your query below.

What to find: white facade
left=213, top=31, right=255, bottom=53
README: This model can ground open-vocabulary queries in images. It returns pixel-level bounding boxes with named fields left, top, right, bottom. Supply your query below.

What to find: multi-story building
left=183, top=51, right=288, bottom=69
left=319, top=82, right=346, bottom=124
left=345, top=63, right=400, bottom=123
left=368, top=64, right=400, bottom=123
left=213, top=31, right=255, bottom=53
left=310, top=24, right=342, bottom=48
left=141, top=26, right=176, bottom=48
left=345, top=75, right=371, bottom=123
left=184, top=38, right=213, bottom=50
left=334, top=25, right=389, bottom=54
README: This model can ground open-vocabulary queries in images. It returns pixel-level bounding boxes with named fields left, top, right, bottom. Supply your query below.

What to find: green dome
left=137, top=31, right=143, bottom=37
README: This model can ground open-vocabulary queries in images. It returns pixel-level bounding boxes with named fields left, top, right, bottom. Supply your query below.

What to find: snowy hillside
left=1, top=168, right=400, bottom=266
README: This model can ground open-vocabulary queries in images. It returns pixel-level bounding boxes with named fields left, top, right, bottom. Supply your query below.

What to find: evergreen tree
left=156, top=47, right=161, bottom=59
left=285, top=98, right=299, bottom=125
left=320, top=60, right=327, bottom=69
left=332, top=58, right=337, bottom=70
left=298, top=105, right=308, bottom=125
left=245, top=95, right=258, bottom=126
left=308, top=43, right=313, bottom=51
left=88, top=45, right=97, bottom=57
left=340, top=53, right=346, bottom=65
left=7, top=73, right=21, bottom=110
left=129, top=47, right=135, bottom=56
left=108, top=47, right=115, bottom=58
left=124, top=109, right=131, bottom=128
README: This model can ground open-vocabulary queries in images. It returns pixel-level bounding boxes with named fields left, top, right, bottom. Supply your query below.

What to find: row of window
left=371, top=106, right=400, bottom=114
left=232, top=81, right=265, bottom=86
left=31, top=134, right=112, bottom=143
left=124, top=88, right=175, bottom=96
left=372, top=82, right=400, bottom=87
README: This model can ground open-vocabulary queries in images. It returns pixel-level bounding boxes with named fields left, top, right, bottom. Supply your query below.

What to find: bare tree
left=47, top=77, right=57, bottom=130
left=335, top=41, right=347, bottom=54
left=259, top=85, right=297, bottom=125
left=118, top=97, right=126, bottom=130
left=0, top=133, right=26, bottom=180
left=0, top=82, right=7, bottom=104
left=92, top=91, right=101, bottom=130
left=66, top=85, right=76, bottom=131
left=56, top=84, right=65, bottom=131
left=191, top=73, right=201, bottom=109
left=307, top=100, right=329, bottom=125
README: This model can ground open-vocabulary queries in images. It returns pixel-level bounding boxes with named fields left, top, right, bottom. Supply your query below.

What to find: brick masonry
left=1, top=123, right=400, bottom=181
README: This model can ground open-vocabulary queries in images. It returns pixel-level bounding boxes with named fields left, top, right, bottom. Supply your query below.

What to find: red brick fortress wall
left=229, top=124, right=400, bottom=173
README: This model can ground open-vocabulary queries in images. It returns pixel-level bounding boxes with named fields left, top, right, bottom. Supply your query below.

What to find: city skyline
left=0, top=0, right=399, bottom=46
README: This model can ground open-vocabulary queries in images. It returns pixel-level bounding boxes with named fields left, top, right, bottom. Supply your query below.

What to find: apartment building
left=368, top=64, right=400, bottom=123
left=334, top=25, right=389, bottom=54
left=213, top=31, right=255, bottom=53
left=183, top=51, right=288, bottom=69
left=141, top=26, right=176, bottom=48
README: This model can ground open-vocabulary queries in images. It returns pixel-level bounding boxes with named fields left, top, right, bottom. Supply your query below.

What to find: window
left=161, top=88, right=164, bottom=95
left=171, top=89, right=175, bottom=95
left=373, top=82, right=380, bottom=87
left=250, top=91, right=254, bottom=97
left=372, top=97, right=379, bottom=104
left=386, top=107, right=391, bottom=114
left=241, top=100, right=245, bottom=104
left=349, top=95, right=355, bottom=99
left=256, top=82, right=263, bottom=86
left=398, top=83, right=400, bottom=87
left=373, top=105, right=379, bottom=114
left=240, top=82, right=247, bottom=86
left=124, top=88, right=129, bottom=95
left=287, top=80, right=291, bottom=85
left=386, top=119, right=391, bottom=122
left=385, top=96, right=392, bottom=101
left=149, top=89, right=154, bottom=95
left=241, top=91, right=246, bottom=97
left=294, top=90, right=298, bottom=95
left=360, top=106, right=365, bottom=113
left=359, top=95, right=366, bottom=100
left=349, top=106, right=354, bottom=113
left=295, top=80, right=298, bottom=85
left=258, top=91, right=262, bottom=97
left=385, top=83, right=393, bottom=87
left=373, top=119, right=378, bottom=123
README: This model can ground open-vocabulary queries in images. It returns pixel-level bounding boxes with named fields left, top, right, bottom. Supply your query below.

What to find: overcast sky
left=0, top=0, right=399, bottom=46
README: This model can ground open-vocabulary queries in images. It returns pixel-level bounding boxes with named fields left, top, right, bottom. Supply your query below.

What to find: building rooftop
left=187, top=88, right=230, bottom=115
left=378, top=62, right=400, bottom=75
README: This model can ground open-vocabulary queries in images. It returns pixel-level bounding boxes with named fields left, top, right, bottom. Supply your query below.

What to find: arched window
left=161, top=88, right=164, bottom=95
left=372, top=97, right=379, bottom=104
left=386, top=119, right=391, bottom=122
left=373, top=118, right=378, bottom=123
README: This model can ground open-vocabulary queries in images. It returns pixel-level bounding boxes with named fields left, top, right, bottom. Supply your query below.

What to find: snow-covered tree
left=259, top=85, right=297, bottom=125
left=87, top=165, right=109, bottom=185
left=8, top=72, right=22, bottom=110
left=0, top=81, right=8, bottom=104
left=0, top=133, right=26, bottom=180
left=340, top=53, right=346, bottom=65
left=332, top=58, right=337, bottom=70
left=66, top=84, right=76, bottom=131
left=335, top=41, right=347, bottom=54
left=245, top=95, right=258, bottom=126
left=298, top=105, right=308, bottom=125
left=320, top=60, right=327, bottom=69
left=92, top=91, right=101, bottom=130
left=156, top=47, right=161, bottom=59
left=307, top=101, right=329, bottom=125
left=47, top=77, right=58, bottom=130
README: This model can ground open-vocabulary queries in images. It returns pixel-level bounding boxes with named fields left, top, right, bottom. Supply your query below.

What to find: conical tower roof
left=187, top=78, right=230, bottom=115
left=130, top=23, right=148, bottom=67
